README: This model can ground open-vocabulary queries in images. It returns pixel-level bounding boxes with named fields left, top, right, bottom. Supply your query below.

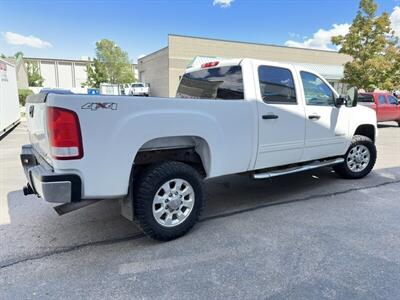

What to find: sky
left=1, top=0, right=399, bottom=62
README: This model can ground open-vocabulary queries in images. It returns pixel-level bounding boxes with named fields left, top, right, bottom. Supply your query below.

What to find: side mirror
left=345, top=87, right=358, bottom=107
left=334, top=96, right=345, bottom=108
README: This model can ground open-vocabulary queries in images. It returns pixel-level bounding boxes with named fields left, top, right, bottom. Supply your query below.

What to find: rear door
left=254, top=63, right=306, bottom=169
left=299, top=70, right=349, bottom=161
left=377, top=94, right=391, bottom=122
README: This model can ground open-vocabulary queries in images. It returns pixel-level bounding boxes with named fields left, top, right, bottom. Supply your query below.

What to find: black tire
left=333, top=135, right=376, bottom=179
left=133, top=161, right=204, bottom=241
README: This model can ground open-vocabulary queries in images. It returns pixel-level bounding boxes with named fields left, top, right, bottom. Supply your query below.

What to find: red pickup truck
left=358, top=92, right=400, bottom=126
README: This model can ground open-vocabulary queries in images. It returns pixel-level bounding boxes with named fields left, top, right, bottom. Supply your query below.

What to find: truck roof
left=185, top=57, right=318, bottom=77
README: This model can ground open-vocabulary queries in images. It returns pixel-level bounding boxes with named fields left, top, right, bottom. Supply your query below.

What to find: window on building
left=258, top=66, right=296, bottom=104
left=300, top=71, right=334, bottom=106
left=378, top=95, right=386, bottom=104
left=358, top=94, right=374, bottom=103
left=176, top=66, right=244, bottom=100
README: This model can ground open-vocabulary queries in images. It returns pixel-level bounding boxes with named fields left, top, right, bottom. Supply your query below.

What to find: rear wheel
left=333, top=135, right=376, bottom=179
left=133, top=161, right=204, bottom=241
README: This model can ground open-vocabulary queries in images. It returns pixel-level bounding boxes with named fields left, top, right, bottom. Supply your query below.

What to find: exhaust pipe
left=22, top=183, right=35, bottom=196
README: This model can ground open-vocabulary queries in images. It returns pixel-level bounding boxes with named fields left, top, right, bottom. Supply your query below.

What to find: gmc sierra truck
left=21, top=58, right=377, bottom=241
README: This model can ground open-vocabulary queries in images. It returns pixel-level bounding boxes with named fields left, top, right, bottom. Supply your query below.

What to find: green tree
left=26, top=62, right=44, bottom=87
left=332, top=0, right=400, bottom=91
left=85, top=58, right=108, bottom=88
left=14, top=51, right=24, bottom=59
left=86, top=39, right=134, bottom=87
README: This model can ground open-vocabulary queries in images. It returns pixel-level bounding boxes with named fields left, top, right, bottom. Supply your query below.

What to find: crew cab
left=358, top=92, right=400, bottom=126
left=21, top=58, right=377, bottom=241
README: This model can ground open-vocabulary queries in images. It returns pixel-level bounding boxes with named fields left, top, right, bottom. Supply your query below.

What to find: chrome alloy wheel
left=152, top=178, right=195, bottom=227
left=346, top=144, right=371, bottom=172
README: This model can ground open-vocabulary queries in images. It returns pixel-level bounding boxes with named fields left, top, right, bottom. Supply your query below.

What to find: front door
left=387, top=95, right=400, bottom=121
left=255, top=65, right=306, bottom=169
left=299, top=71, right=349, bottom=161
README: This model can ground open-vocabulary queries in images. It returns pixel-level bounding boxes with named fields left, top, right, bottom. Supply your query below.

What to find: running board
left=252, top=158, right=344, bottom=180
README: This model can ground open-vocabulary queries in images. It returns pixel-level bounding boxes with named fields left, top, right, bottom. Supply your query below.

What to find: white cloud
left=3, top=31, right=52, bottom=48
left=285, top=6, right=400, bottom=51
left=390, top=6, right=400, bottom=39
left=213, top=0, right=233, bottom=8
left=285, top=23, right=350, bottom=51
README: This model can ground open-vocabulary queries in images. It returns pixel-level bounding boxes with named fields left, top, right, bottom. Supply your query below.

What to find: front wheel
left=333, top=135, right=377, bottom=179
left=133, top=161, right=204, bottom=241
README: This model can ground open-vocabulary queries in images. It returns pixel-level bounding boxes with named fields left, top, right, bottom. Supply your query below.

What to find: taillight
left=201, top=61, right=219, bottom=68
left=47, top=107, right=83, bottom=160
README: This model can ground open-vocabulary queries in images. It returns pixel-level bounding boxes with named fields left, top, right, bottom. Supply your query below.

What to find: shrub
left=18, top=89, right=33, bottom=107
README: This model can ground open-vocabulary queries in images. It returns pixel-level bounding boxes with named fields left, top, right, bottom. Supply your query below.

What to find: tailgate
left=26, top=93, right=52, bottom=165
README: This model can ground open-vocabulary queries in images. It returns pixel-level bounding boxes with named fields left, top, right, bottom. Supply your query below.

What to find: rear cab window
left=358, top=94, right=375, bottom=103
left=176, top=66, right=244, bottom=100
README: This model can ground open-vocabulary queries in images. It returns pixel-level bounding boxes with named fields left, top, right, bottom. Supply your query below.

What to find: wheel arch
left=353, top=124, right=376, bottom=142
left=133, top=136, right=212, bottom=177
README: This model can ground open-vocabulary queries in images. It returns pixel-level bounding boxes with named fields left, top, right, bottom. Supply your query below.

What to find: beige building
left=21, top=57, right=138, bottom=93
left=138, top=34, right=352, bottom=97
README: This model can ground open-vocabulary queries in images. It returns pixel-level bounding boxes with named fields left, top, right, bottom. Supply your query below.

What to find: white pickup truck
left=125, top=82, right=150, bottom=96
left=21, top=58, right=377, bottom=241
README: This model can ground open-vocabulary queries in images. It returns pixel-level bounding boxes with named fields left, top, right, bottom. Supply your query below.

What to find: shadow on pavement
left=2, top=164, right=400, bottom=267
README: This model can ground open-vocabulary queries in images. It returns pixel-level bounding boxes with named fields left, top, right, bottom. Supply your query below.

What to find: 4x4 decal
left=81, top=102, right=118, bottom=111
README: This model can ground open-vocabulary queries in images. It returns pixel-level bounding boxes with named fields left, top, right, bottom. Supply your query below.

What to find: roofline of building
left=24, top=57, right=137, bottom=66
left=24, top=57, right=92, bottom=63
left=138, top=46, right=169, bottom=61
left=168, top=33, right=342, bottom=54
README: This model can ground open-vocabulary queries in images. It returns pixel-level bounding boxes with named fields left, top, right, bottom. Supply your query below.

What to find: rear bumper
left=20, top=145, right=82, bottom=203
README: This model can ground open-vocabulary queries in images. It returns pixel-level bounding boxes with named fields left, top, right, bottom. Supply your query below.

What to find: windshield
left=132, top=83, right=144, bottom=87
left=176, top=66, right=244, bottom=100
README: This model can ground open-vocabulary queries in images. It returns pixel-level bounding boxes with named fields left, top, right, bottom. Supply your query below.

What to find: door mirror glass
left=346, top=87, right=358, bottom=107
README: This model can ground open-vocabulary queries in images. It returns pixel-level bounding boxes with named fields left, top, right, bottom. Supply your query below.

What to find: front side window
left=176, top=66, right=244, bottom=100
left=300, top=71, right=334, bottom=106
left=388, top=95, right=399, bottom=105
left=258, top=66, right=296, bottom=104
left=378, top=95, right=386, bottom=104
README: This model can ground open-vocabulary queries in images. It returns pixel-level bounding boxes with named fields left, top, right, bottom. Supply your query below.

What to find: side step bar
left=252, top=158, right=344, bottom=180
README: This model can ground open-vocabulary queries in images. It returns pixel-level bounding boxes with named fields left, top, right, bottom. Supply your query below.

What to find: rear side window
left=358, top=94, right=374, bottom=103
left=258, top=66, right=296, bottom=104
left=378, top=95, right=386, bottom=104
left=176, top=66, right=244, bottom=100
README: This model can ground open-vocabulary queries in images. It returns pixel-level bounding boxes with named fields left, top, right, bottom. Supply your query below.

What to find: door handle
left=308, top=114, right=321, bottom=120
left=262, top=114, right=279, bottom=120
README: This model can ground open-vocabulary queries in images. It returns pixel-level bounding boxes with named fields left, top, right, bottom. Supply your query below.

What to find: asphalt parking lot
left=1, top=122, right=400, bottom=299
